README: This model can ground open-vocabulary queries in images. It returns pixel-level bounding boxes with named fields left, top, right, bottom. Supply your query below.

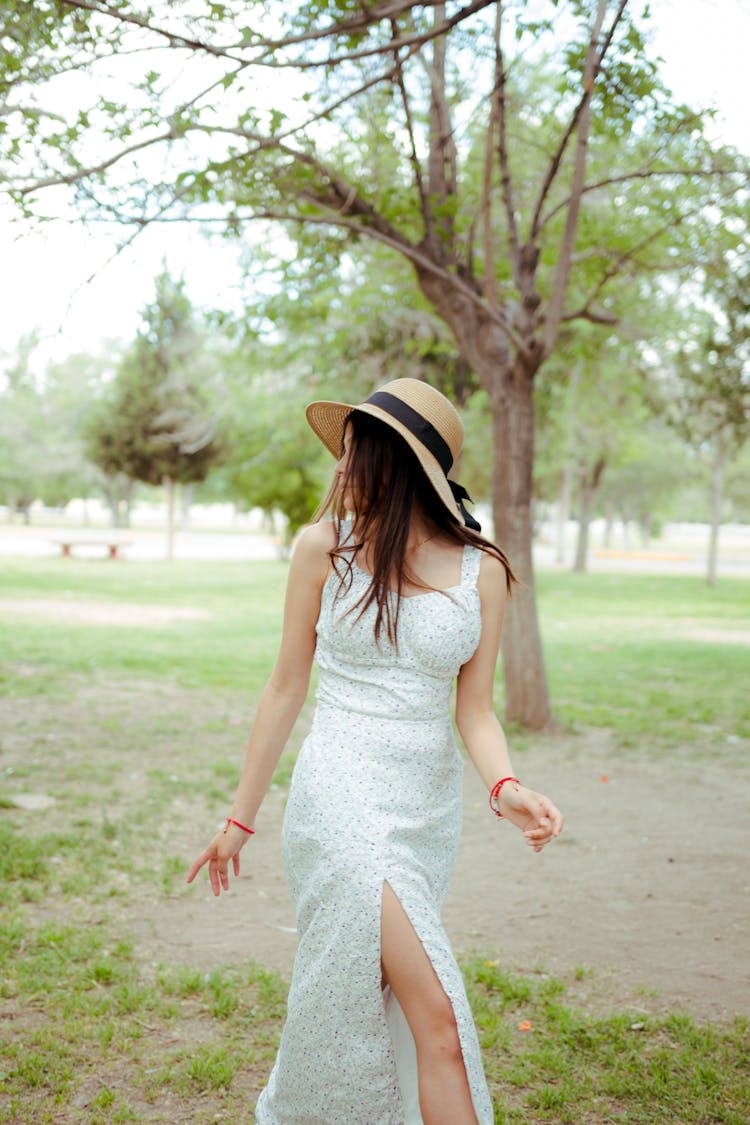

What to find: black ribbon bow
left=449, top=481, right=481, bottom=532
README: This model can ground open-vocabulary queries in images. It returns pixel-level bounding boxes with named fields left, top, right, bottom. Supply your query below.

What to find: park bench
left=54, top=539, right=132, bottom=560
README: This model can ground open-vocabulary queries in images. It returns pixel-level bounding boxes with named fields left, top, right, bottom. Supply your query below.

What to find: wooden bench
left=54, top=539, right=133, bottom=560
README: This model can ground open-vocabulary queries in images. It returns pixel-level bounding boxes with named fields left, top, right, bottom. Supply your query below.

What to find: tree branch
left=493, top=2, right=521, bottom=290
left=243, top=0, right=446, bottom=51
left=169, top=58, right=253, bottom=121
left=530, top=0, right=628, bottom=240
left=10, top=128, right=178, bottom=195
left=259, top=58, right=410, bottom=148
left=60, top=0, right=494, bottom=73
left=252, top=206, right=530, bottom=357
left=561, top=202, right=712, bottom=325
left=389, top=17, right=431, bottom=242
left=561, top=306, right=619, bottom=326
left=249, top=0, right=494, bottom=68
left=6, top=52, right=411, bottom=199
left=540, top=164, right=743, bottom=229
left=481, top=99, right=499, bottom=307
left=60, top=0, right=246, bottom=61
left=425, top=3, right=458, bottom=260
left=542, top=0, right=614, bottom=358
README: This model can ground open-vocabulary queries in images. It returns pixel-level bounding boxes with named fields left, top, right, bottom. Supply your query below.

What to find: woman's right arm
left=186, top=520, right=333, bottom=894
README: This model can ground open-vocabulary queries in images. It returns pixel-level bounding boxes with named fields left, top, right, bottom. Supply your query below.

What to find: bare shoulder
left=476, top=549, right=509, bottom=606
left=290, top=520, right=337, bottom=579
left=477, top=548, right=508, bottom=585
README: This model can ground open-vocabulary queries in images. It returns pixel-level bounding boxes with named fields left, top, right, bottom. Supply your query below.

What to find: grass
left=0, top=558, right=286, bottom=691
left=464, top=959, right=750, bottom=1123
left=537, top=571, right=750, bottom=748
left=0, top=909, right=282, bottom=1123
left=0, top=556, right=748, bottom=1122
left=1, top=558, right=747, bottom=748
left=1, top=896, right=747, bottom=1123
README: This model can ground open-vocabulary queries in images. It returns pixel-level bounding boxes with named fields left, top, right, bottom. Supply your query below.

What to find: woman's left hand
left=497, top=785, right=563, bottom=852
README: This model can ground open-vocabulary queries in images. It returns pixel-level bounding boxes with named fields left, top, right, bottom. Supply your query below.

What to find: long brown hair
left=314, top=411, right=516, bottom=645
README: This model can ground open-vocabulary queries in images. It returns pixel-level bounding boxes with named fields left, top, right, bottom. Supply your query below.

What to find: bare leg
left=381, top=882, right=479, bottom=1125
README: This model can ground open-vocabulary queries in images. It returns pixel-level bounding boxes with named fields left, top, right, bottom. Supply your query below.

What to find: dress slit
left=380, top=877, right=486, bottom=1125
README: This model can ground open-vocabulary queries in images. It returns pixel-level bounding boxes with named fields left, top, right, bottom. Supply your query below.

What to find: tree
left=666, top=257, right=750, bottom=585
left=597, top=421, right=693, bottom=546
left=532, top=274, right=667, bottom=573
left=552, top=332, right=651, bottom=573
left=217, top=238, right=479, bottom=536
left=4, top=1, right=746, bottom=725
left=42, top=348, right=123, bottom=513
left=724, top=444, right=750, bottom=523
left=84, top=270, right=227, bottom=554
left=213, top=378, right=329, bottom=551
left=0, top=334, right=45, bottom=520
left=247, top=233, right=477, bottom=410
left=0, top=335, right=107, bottom=518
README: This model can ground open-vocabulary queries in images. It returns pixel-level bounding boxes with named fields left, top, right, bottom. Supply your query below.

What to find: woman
left=187, top=378, right=563, bottom=1125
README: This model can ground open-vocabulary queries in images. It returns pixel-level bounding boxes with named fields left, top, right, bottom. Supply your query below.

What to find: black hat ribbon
left=449, top=480, right=481, bottom=532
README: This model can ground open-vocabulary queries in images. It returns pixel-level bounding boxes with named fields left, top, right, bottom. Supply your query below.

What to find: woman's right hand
left=186, top=823, right=250, bottom=896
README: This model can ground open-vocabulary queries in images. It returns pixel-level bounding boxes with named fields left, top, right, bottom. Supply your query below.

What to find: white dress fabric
left=255, top=529, right=493, bottom=1124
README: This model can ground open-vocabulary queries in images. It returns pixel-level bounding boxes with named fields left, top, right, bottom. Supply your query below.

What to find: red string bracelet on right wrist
left=489, top=776, right=520, bottom=819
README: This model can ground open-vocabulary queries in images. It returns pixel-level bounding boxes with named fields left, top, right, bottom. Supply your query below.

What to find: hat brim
left=305, top=399, right=463, bottom=524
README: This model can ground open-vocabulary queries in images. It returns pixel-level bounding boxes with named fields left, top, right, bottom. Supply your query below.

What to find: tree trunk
left=622, top=520, right=631, bottom=549
left=603, top=500, right=614, bottom=548
left=164, top=475, right=175, bottom=561
left=573, top=482, right=594, bottom=572
left=573, top=457, right=606, bottom=573
left=707, top=434, right=727, bottom=587
left=104, top=480, right=120, bottom=528
left=121, top=478, right=133, bottom=529
left=639, top=516, right=651, bottom=549
left=490, top=366, right=551, bottom=730
left=414, top=273, right=551, bottom=729
left=180, top=482, right=193, bottom=532
left=555, top=462, right=573, bottom=565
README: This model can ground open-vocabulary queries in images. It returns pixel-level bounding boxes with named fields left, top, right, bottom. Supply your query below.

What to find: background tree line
left=2, top=255, right=747, bottom=556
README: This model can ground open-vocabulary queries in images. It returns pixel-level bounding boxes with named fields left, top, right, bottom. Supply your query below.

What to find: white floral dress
left=255, top=529, right=493, bottom=1124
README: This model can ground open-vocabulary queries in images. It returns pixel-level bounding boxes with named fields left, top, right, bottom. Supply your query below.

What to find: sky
left=1, top=0, right=747, bottom=371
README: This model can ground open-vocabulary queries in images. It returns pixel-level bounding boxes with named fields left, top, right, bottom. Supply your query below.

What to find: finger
left=186, top=851, right=209, bottom=884
left=523, top=794, right=552, bottom=829
left=220, top=866, right=229, bottom=891
left=232, top=854, right=240, bottom=876
left=544, top=809, right=562, bottom=835
left=524, top=816, right=550, bottom=839
left=539, top=798, right=563, bottom=834
left=525, top=822, right=556, bottom=849
left=209, top=859, right=221, bottom=897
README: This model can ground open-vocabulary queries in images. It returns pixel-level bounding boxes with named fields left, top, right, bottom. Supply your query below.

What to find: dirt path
left=144, top=734, right=749, bottom=1023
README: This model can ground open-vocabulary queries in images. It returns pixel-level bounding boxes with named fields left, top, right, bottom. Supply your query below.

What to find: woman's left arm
left=455, top=553, right=563, bottom=851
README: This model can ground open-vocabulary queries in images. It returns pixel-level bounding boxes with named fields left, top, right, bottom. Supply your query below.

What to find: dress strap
left=460, top=544, right=483, bottom=588
left=337, top=516, right=356, bottom=548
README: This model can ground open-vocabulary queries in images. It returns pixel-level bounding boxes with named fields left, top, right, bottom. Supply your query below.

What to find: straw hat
left=305, top=378, right=480, bottom=530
